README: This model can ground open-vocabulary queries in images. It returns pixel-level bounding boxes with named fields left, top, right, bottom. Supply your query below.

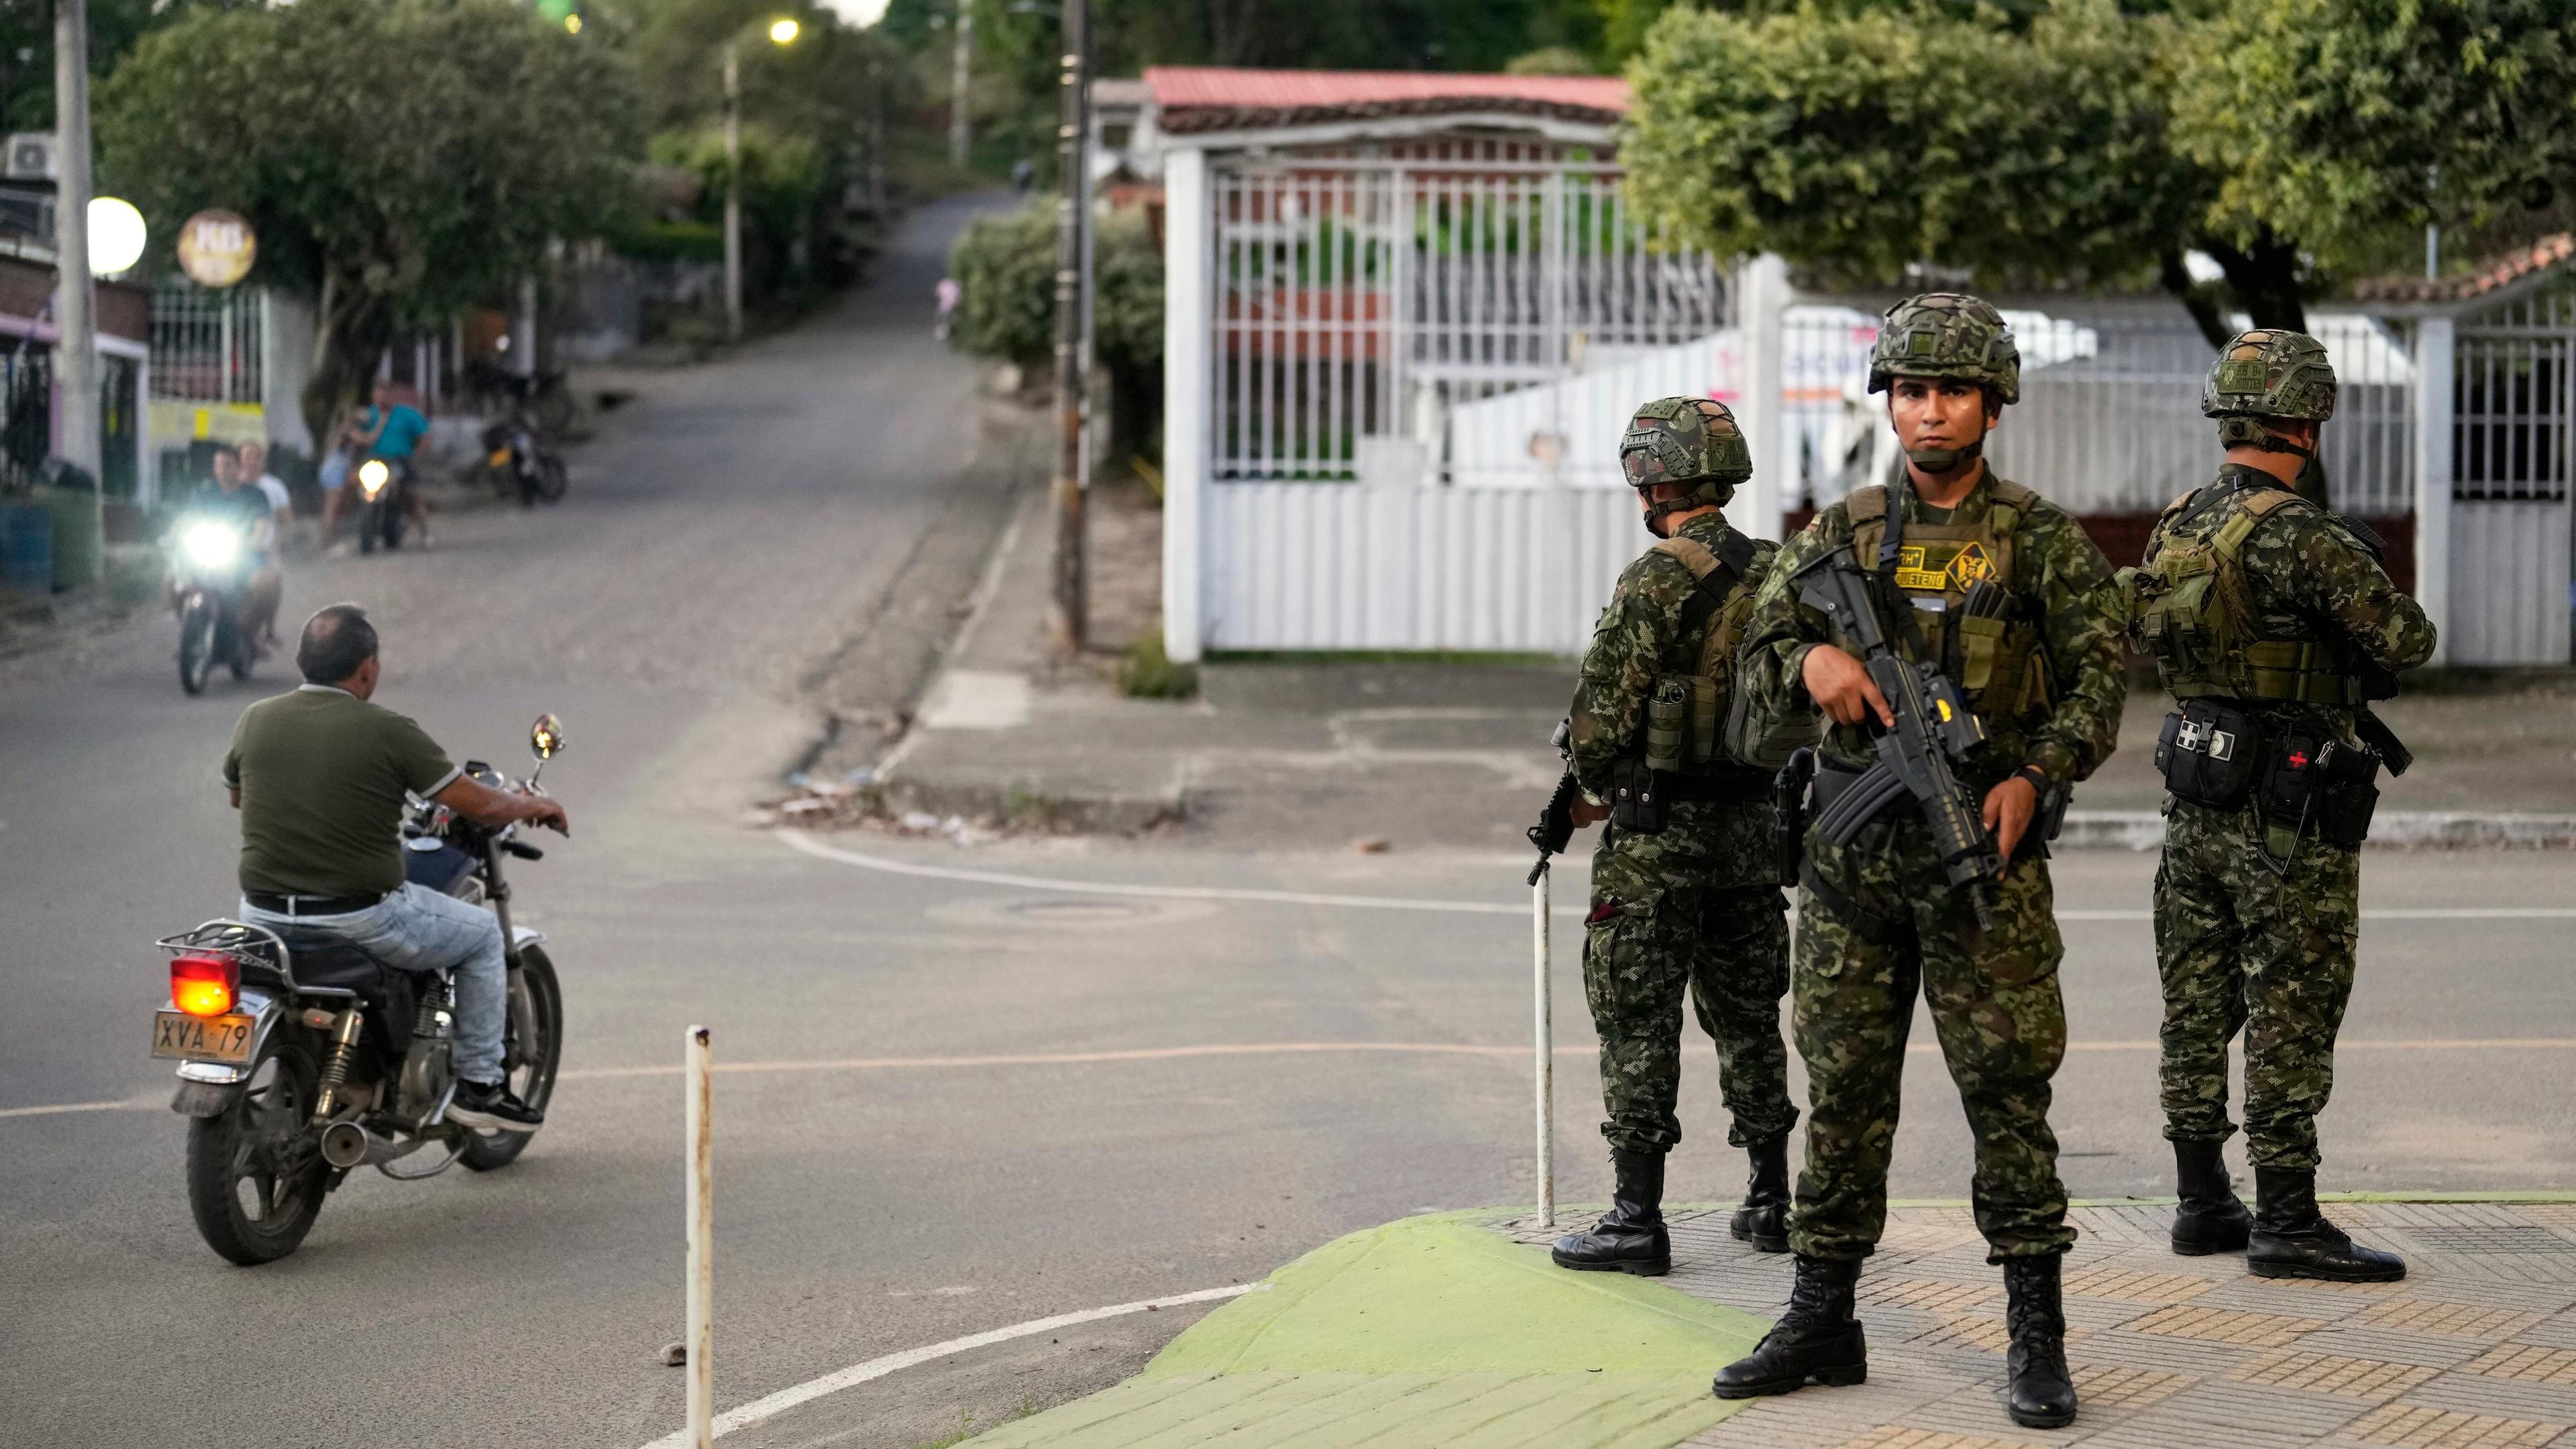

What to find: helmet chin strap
left=2218, top=416, right=2314, bottom=459
left=1903, top=437, right=1984, bottom=473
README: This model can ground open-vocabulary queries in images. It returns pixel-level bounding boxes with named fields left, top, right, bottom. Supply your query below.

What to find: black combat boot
left=1729, top=1135, right=1792, bottom=1254
left=2002, top=1256, right=2078, bottom=1428
left=1711, top=1255, right=1868, bottom=1398
left=2170, top=1138, right=2251, bottom=1256
left=2248, top=1167, right=2406, bottom=1281
left=1552, top=1150, right=1671, bottom=1276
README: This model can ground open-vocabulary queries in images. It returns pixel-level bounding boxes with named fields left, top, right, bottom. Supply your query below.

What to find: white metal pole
left=684, top=1025, right=713, bottom=1449
left=1159, top=146, right=1208, bottom=664
left=2412, top=314, right=2455, bottom=665
left=1533, top=867, right=1554, bottom=1229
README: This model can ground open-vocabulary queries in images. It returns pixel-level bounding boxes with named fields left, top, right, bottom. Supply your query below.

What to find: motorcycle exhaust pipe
left=318, top=1120, right=396, bottom=1170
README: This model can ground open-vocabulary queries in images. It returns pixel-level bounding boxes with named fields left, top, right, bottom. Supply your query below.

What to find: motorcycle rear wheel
left=185, top=1034, right=329, bottom=1265
left=221, top=614, right=253, bottom=680
left=461, top=946, right=562, bottom=1172
left=178, top=596, right=216, bottom=695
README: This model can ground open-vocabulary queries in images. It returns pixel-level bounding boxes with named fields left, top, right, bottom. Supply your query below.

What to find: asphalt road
left=6, top=200, right=2575, bottom=1447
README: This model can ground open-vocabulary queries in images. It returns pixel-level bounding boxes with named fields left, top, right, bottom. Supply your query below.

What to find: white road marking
left=782, top=830, right=2576, bottom=924
left=631, top=1283, right=1261, bottom=1448
left=0, top=1095, right=154, bottom=1120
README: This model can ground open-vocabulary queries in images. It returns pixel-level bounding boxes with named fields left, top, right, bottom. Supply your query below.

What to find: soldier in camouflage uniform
left=2132, top=331, right=2435, bottom=1282
left=1714, top=295, right=2125, bottom=1431
left=1549, top=397, right=1805, bottom=1280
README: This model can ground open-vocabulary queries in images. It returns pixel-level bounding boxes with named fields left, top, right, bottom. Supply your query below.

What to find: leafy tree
left=2171, top=0, right=2576, bottom=278
left=949, top=197, right=1165, bottom=461
left=1624, top=0, right=2576, bottom=342
left=1623, top=2, right=2218, bottom=323
left=99, top=0, right=643, bottom=442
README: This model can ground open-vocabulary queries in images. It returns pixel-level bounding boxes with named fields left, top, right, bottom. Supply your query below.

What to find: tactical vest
left=1843, top=478, right=2051, bottom=718
left=2132, top=478, right=2359, bottom=706
left=1636, top=529, right=1768, bottom=776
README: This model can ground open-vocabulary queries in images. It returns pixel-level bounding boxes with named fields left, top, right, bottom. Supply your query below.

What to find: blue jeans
left=239, top=883, right=508, bottom=1082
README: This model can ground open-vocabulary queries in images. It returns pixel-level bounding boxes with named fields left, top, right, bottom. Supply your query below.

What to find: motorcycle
left=480, top=413, right=566, bottom=508
left=170, top=513, right=258, bottom=694
left=354, top=456, right=413, bottom=553
left=155, top=714, right=571, bottom=1265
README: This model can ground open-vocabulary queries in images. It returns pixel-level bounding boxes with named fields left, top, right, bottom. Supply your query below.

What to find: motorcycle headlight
left=358, top=459, right=390, bottom=498
left=181, top=520, right=241, bottom=569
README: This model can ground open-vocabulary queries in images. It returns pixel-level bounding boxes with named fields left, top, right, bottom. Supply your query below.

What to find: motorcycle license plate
left=153, top=1010, right=256, bottom=1064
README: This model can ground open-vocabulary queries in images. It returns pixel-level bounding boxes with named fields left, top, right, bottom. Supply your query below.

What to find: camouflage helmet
left=1866, top=292, right=2021, bottom=405
left=1619, top=396, right=1752, bottom=505
left=2202, top=329, right=2337, bottom=425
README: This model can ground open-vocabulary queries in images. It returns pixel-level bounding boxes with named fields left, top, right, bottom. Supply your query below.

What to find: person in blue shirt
left=325, top=379, right=434, bottom=553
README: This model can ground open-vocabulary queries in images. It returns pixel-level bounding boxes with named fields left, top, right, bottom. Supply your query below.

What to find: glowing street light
left=768, top=17, right=798, bottom=44
left=88, top=195, right=146, bottom=276
left=724, top=17, right=803, bottom=340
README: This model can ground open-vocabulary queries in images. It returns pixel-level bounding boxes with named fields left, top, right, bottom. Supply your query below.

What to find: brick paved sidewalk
left=1503, top=1200, right=2576, bottom=1448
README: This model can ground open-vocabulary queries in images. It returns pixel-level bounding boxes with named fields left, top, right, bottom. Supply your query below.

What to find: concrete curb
left=2061, top=810, right=2576, bottom=850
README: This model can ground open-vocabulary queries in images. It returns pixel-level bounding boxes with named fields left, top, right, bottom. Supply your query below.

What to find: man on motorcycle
left=223, top=603, right=569, bottom=1130
left=175, top=445, right=283, bottom=649
left=326, top=380, right=433, bottom=553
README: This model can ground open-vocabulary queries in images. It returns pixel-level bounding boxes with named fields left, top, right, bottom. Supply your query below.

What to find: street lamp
left=723, top=17, right=800, bottom=341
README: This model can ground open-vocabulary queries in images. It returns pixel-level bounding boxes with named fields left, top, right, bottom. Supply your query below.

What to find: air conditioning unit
left=5, top=133, right=56, bottom=182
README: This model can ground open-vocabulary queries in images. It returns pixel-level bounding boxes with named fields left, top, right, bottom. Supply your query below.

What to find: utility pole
left=947, top=0, right=973, bottom=168
left=722, top=42, right=743, bottom=341
left=1046, top=0, right=1089, bottom=653
left=54, top=0, right=101, bottom=579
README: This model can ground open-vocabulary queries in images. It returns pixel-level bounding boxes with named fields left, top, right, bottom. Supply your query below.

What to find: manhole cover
left=2403, top=1226, right=2575, bottom=1254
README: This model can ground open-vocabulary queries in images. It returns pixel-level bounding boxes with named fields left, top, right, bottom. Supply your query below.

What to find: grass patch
left=1116, top=631, right=1198, bottom=699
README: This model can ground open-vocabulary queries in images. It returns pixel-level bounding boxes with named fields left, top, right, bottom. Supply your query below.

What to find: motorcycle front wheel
left=534, top=455, right=568, bottom=504
left=185, top=1033, right=329, bottom=1265
left=460, top=945, right=562, bottom=1172
left=178, top=594, right=216, bottom=694
left=220, top=610, right=253, bottom=681
left=359, top=500, right=382, bottom=555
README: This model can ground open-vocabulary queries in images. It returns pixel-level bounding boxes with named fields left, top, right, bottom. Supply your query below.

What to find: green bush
left=948, top=198, right=1163, bottom=376
left=1116, top=629, right=1197, bottom=700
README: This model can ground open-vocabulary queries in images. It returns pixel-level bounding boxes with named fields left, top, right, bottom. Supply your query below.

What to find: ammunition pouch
left=1725, top=669, right=1825, bottom=771
left=1644, top=674, right=1721, bottom=774
left=1610, top=757, right=1769, bottom=835
left=2257, top=728, right=2381, bottom=853
left=2155, top=700, right=2261, bottom=809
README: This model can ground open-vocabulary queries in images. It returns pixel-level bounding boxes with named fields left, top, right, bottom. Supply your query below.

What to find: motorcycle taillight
left=170, top=953, right=239, bottom=1018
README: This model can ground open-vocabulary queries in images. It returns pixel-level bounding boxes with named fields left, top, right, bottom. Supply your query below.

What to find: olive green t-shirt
left=223, top=685, right=460, bottom=898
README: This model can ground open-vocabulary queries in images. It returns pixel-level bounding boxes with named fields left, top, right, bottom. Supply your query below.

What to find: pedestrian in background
left=1548, top=397, right=1810, bottom=1281
left=1719, top=294, right=2127, bottom=1430
left=2130, top=331, right=2436, bottom=1281
left=934, top=276, right=961, bottom=342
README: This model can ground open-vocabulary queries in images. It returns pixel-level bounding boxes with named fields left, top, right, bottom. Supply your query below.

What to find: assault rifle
left=1527, top=717, right=1579, bottom=886
left=1792, top=543, right=2003, bottom=930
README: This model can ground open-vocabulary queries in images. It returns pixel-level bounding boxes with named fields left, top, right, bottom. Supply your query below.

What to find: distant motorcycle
left=169, top=514, right=257, bottom=694
left=354, top=457, right=412, bottom=553
left=154, top=714, right=571, bottom=1265
left=481, top=415, right=566, bottom=507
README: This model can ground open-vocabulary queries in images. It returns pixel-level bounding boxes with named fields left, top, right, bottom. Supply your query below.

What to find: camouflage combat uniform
left=1570, top=506, right=1794, bottom=1157
left=1741, top=475, right=2127, bottom=1263
left=2143, top=471, right=2434, bottom=1168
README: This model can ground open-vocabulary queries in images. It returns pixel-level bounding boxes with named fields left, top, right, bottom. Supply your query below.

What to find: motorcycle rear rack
left=158, top=920, right=356, bottom=1000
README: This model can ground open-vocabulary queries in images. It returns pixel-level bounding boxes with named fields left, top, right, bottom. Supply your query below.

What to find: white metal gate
left=2449, top=307, right=2574, bottom=664
left=1193, top=141, right=1730, bottom=653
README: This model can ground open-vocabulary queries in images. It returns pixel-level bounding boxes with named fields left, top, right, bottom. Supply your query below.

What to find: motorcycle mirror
left=530, top=713, right=566, bottom=761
